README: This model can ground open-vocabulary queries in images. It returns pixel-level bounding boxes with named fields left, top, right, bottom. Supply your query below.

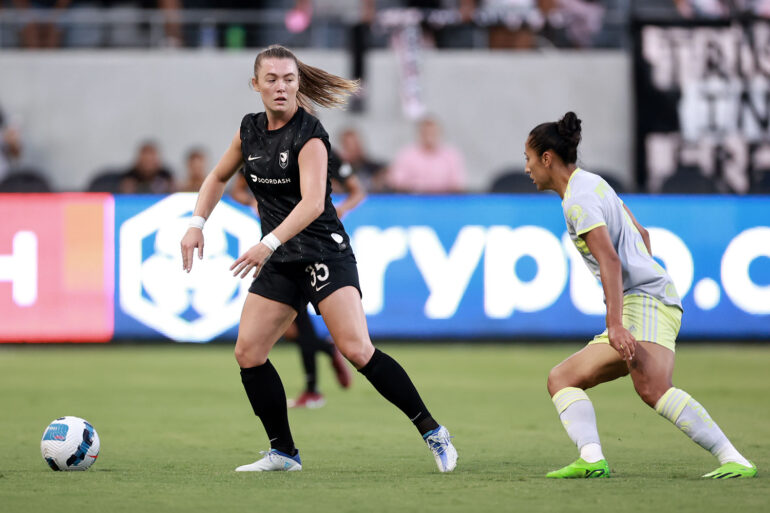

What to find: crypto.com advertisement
left=112, top=194, right=769, bottom=341
left=0, top=193, right=768, bottom=342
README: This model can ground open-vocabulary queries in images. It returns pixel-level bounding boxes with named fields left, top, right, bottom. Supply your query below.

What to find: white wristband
left=189, top=216, right=206, bottom=230
left=260, top=232, right=282, bottom=252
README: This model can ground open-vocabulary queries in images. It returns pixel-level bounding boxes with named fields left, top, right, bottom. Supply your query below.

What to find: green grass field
left=0, top=343, right=767, bottom=513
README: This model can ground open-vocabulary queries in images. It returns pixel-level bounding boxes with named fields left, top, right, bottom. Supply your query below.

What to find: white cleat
left=424, top=425, right=457, bottom=473
left=235, top=449, right=302, bottom=472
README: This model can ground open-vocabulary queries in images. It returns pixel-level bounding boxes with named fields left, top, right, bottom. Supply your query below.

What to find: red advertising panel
left=0, top=194, right=114, bottom=342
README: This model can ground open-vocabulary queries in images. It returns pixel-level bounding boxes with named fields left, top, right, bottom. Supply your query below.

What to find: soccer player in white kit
left=524, top=112, right=756, bottom=479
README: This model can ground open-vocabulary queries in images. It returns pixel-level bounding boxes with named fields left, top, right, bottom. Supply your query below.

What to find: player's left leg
left=318, top=286, right=457, bottom=472
left=628, top=341, right=755, bottom=478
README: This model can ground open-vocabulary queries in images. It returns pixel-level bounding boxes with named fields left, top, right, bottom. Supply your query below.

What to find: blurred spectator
left=0, top=116, right=52, bottom=192
left=1, top=123, right=29, bottom=178
left=671, top=0, right=770, bottom=18
left=672, top=0, right=730, bottom=18
left=550, top=0, right=605, bottom=48
left=338, top=127, right=388, bottom=193
left=178, top=146, right=208, bottom=192
left=482, top=0, right=542, bottom=49
left=387, top=116, right=466, bottom=193
left=119, top=140, right=174, bottom=194
left=0, top=123, right=37, bottom=179
left=3, top=125, right=24, bottom=171
left=12, top=0, right=71, bottom=49
left=159, top=0, right=182, bottom=47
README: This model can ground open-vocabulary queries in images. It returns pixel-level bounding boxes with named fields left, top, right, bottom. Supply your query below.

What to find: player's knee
left=634, top=380, right=668, bottom=408
left=547, top=365, right=569, bottom=395
left=336, top=339, right=374, bottom=368
left=234, top=344, right=267, bottom=368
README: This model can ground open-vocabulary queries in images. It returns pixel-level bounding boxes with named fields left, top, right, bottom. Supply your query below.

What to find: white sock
left=580, top=443, right=604, bottom=463
left=552, top=387, right=605, bottom=463
left=655, top=387, right=751, bottom=467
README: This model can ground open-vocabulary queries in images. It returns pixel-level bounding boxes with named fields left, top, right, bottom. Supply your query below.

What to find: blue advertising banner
left=113, top=194, right=770, bottom=341
left=114, top=194, right=260, bottom=342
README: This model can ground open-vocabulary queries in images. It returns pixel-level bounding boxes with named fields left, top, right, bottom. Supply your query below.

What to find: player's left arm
left=270, top=137, right=328, bottom=242
left=623, top=203, right=651, bottom=255
left=583, top=226, right=636, bottom=361
left=334, top=173, right=366, bottom=219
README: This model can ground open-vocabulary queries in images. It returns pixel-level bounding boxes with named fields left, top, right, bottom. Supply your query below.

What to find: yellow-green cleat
left=546, top=458, right=610, bottom=479
left=702, top=461, right=757, bottom=479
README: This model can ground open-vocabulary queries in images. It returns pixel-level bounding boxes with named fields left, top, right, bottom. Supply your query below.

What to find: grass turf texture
left=0, top=343, right=767, bottom=513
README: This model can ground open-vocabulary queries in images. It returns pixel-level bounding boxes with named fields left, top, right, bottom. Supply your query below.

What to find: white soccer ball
left=40, top=416, right=100, bottom=471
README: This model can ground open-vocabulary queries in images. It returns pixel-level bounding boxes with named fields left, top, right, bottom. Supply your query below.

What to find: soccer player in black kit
left=230, top=148, right=361, bottom=409
left=180, top=45, right=457, bottom=472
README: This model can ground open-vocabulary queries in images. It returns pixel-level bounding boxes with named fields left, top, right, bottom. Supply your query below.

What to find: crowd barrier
left=1, top=193, right=768, bottom=342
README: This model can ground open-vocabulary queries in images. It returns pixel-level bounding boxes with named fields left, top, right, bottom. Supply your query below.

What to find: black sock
left=319, top=338, right=336, bottom=358
left=294, top=309, right=322, bottom=393
left=240, top=361, right=297, bottom=456
left=299, top=344, right=318, bottom=393
left=358, top=349, right=440, bottom=436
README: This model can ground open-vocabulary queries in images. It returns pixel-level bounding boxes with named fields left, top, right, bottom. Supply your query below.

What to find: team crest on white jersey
left=279, top=150, right=289, bottom=169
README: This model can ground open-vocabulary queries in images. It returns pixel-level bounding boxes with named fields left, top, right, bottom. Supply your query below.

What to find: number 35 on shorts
left=305, top=262, right=330, bottom=291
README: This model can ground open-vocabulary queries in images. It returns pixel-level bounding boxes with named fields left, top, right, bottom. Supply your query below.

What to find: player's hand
left=180, top=227, right=204, bottom=273
left=608, top=324, right=636, bottom=361
left=230, top=242, right=274, bottom=279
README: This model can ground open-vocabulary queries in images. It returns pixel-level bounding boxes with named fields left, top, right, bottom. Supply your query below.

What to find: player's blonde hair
left=253, top=45, right=359, bottom=110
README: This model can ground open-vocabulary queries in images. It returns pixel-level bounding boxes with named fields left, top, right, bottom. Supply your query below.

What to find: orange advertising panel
left=0, top=194, right=114, bottom=342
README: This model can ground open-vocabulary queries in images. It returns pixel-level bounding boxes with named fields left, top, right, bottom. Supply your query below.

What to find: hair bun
left=557, top=112, right=582, bottom=144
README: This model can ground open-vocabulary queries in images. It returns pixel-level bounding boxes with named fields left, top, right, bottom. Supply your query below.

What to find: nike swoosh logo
left=248, top=155, right=261, bottom=161
left=315, top=283, right=330, bottom=292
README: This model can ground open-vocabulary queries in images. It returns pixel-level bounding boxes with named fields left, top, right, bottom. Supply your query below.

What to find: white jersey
left=562, top=169, right=682, bottom=310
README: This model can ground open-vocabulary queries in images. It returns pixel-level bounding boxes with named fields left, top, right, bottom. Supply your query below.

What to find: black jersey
left=239, top=107, right=353, bottom=263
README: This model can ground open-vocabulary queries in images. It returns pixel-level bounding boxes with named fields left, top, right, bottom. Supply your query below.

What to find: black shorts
left=248, top=253, right=361, bottom=314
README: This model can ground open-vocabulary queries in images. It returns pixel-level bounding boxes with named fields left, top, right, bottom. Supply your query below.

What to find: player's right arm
left=583, top=226, right=636, bottom=361
left=181, top=129, right=244, bottom=272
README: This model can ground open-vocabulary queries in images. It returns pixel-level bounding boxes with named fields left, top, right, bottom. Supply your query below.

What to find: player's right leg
left=234, top=293, right=301, bottom=472
left=545, top=343, right=628, bottom=478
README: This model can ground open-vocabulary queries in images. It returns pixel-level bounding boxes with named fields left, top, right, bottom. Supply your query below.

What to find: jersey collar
left=562, top=167, right=582, bottom=203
